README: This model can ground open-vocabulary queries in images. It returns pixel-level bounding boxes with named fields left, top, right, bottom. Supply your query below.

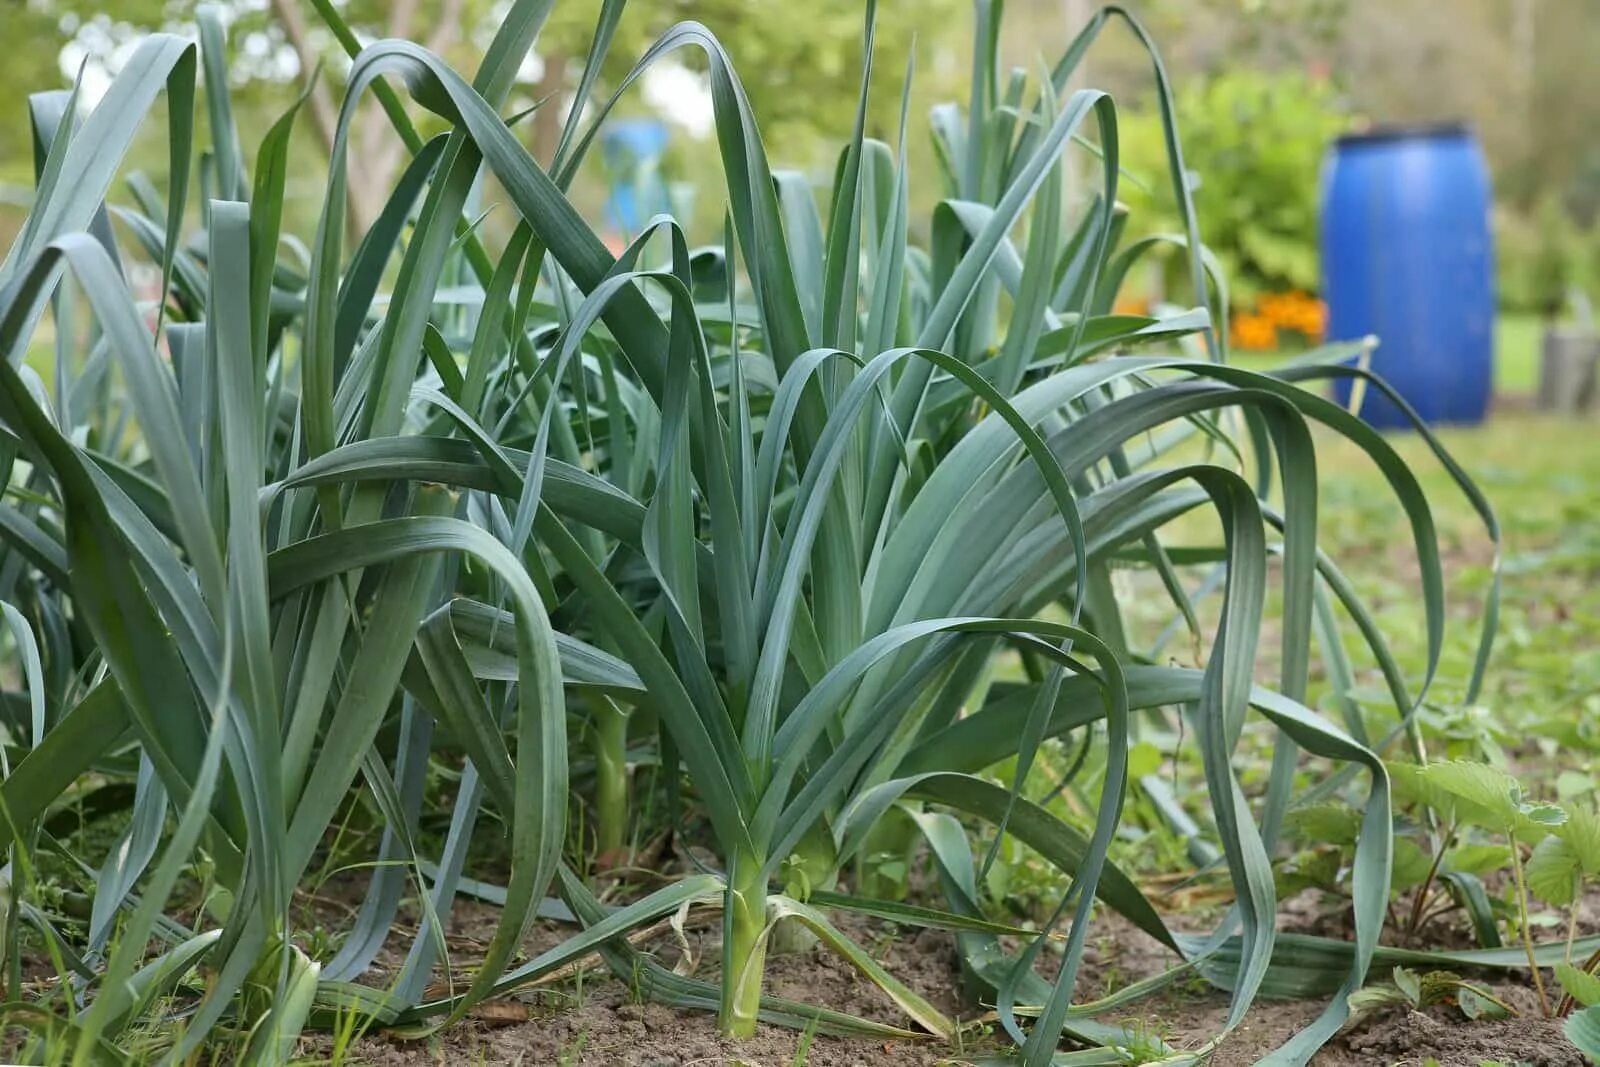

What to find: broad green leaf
left=1448, top=844, right=1513, bottom=877
left=1560, top=804, right=1600, bottom=874
left=1527, top=836, right=1582, bottom=906
left=1559, top=964, right=1600, bottom=1009
left=1566, top=1005, right=1600, bottom=1060
left=1283, top=803, right=1362, bottom=848
left=1419, top=761, right=1521, bottom=827
left=1456, top=985, right=1509, bottom=1021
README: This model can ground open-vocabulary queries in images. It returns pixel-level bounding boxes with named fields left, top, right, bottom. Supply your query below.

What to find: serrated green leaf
left=1345, top=982, right=1406, bottom=1027
left=1391, top=837, right=1434, bottom=894
left=1420, top=761, right=1521, bottom=826
left=1566, top=1004, right=1600, bottom=1059
left=1126, top=740, right=1162, bottom=780
left=1560, top=805, right=1600, bottom=874
left=1392, top=965, right=1422, bottom=1006
left=1527, top=836, right=1582, bottom=906
left=1559, top=773, right=1597, bottom=802
left=1523, top=802, right=1569, bottom=828
left=1456, top=984, right=1509, bottom=1021
left=1558, top=964, right=1600, bottom=1009
left=1447, top=843, right=1512, bottom=877
left=1283, top=803, right=1362, bottom=848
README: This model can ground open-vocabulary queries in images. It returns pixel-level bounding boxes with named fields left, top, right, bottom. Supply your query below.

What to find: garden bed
left=301, top=888, right=1600, bottom=1066
left=3, top=0, right=1599, bottom=1061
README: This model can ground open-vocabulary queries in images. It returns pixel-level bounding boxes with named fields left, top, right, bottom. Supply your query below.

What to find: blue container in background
left=602, top=118, right=671, bottom=233
left=1319, top=124, right=1495, bottom=429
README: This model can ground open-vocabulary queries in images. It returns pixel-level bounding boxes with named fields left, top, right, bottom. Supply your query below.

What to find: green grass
left=1495, top=312, right=1542, bottom=396
left=1318, top=411, right=1600, bottom=733
left=1232, top=309, right=1542, bottom=397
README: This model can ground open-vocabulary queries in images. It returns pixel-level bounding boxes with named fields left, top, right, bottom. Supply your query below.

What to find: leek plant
left=0, top=1, right=1517, bottom=1065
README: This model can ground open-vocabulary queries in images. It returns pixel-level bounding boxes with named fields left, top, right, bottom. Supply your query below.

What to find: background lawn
left=1496, top=311, right=1544, bottom=397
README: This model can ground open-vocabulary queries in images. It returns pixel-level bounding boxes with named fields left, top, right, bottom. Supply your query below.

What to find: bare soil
left=302, top=882, right=1594, bottom=1066
left=13, top=873, right=1590, bottom=1065
left=1066, top=893, right=1592, bottom=1067
left=319, top=893, right=994, bottom=1067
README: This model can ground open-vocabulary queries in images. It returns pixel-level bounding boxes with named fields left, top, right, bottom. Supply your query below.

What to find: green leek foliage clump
left=0, top=1, right=1499, bottom=1065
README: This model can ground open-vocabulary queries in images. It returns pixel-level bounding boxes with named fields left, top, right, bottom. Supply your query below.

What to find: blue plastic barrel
left=601, top=118, right=671, bottom=233
left=1319, top=124, right=1495, bottom=428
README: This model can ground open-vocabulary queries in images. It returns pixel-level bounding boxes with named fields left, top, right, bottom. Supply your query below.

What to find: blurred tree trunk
left=269, top=0, right=466, bottom=237
left=531, top=53, right=568, bottom=167
left=267, top=0, right=341, bottom=171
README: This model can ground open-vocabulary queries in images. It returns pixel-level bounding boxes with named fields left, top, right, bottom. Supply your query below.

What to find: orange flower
left=1298, top=299, right=1328, bottom=341
left=1230, top=313, right=1278, bottom=351
left=1257, top=292, right=1293, bottom=323
left=1239, top=291, right=1326, bottom=345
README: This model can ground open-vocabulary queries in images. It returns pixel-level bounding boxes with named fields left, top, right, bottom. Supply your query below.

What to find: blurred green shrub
left=1497, top=197, right=1598, bottom=318
left=1121, top=68, right=1348, bottom=301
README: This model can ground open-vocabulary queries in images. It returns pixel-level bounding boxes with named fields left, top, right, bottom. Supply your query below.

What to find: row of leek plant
left=0, top=2, right=1508, bottom=1065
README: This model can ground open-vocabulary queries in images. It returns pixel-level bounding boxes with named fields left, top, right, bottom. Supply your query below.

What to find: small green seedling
left=1526, top=804, right=1600, bottom=978
left=1346, top=966, right=1514, bottom=1026
left=1400, top=761, right=1569, bottom=1014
